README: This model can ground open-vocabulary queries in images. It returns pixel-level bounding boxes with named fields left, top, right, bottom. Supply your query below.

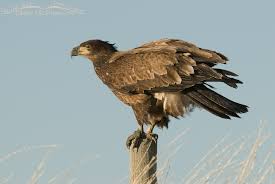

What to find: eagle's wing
left=138, top=38, right=228, bottom=65
left=99, top=39, right=240, bottom=94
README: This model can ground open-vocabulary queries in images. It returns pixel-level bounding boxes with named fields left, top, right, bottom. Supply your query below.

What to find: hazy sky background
left=0, top=0, right=274, bottom=183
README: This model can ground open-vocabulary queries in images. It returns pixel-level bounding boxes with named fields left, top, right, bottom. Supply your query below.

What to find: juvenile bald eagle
left=71, top=39, right=248, bottom=147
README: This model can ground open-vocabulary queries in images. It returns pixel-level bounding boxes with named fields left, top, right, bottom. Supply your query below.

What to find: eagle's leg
left=146, top=123, right=158, bottom=143
left=126, top=124, right=146, bottom=149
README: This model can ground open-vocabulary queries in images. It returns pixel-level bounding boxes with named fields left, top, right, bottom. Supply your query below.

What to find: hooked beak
left=71, top=46, right=80, bottom=57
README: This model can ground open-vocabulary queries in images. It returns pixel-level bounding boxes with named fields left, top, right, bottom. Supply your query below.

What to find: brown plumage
left=71, top=38, right=248, bottom=138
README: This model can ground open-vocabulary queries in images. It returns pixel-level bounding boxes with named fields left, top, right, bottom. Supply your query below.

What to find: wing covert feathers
left=100, top=38, right=233, bottom=93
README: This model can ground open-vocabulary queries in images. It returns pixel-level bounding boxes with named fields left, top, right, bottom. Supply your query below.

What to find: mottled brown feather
left=74, top=38, right=248, bottom=129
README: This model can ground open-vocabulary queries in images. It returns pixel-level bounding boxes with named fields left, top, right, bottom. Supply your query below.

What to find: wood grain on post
left=129, top=137, right=157, bottom=184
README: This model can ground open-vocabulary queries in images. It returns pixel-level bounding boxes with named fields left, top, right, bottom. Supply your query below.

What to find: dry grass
left=0, top=145, right=99, bottom=184
left=0, top=145, right=58, bottom=184
left=158, top=122, right=275, bottom=184
left=1, top=123, right=274, bottom=184
left=128, top=122, right=274, bottom=184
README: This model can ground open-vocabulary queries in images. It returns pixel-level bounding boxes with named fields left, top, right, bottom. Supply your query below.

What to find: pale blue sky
left=0, top=0, right=274, bottom=183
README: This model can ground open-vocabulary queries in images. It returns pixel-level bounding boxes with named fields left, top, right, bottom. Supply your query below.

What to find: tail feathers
left=185, top=85, right=248, bottom=119
left=186, top=93, right=231, bottom=119
left=196, top=85, right=248, bottom=113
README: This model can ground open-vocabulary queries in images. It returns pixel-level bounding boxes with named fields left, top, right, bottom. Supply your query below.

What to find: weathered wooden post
left=129, top=136, right=158, bottom=184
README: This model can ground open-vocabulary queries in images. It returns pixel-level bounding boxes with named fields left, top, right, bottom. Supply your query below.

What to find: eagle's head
left=71, top=39, right=117, bottom=63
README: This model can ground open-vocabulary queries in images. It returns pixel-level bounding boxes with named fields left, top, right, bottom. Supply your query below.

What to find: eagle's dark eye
left=85, top=44, right=91, bottom=49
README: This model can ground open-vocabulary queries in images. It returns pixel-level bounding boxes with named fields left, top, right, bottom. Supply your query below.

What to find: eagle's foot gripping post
left=126, top=130, right=159, bottom=149
left=126, top=129, right=146, bottom=149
